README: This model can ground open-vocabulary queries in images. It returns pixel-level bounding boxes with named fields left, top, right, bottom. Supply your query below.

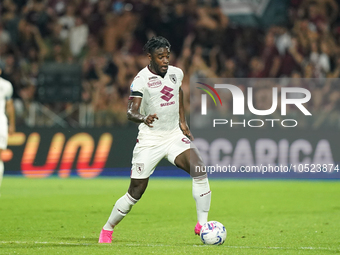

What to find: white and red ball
left=200, top=221, right=227, bottom=245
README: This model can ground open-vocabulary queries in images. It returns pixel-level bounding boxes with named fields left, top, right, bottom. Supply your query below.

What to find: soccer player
left=0, top=68, right=15, bottom=190
left=98, top=36, right=211, bottom=243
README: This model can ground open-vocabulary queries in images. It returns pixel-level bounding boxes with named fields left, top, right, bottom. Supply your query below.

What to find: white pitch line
left=0, top=241, right=91, bottom=246
left=0, top=241, right=337, bottom=251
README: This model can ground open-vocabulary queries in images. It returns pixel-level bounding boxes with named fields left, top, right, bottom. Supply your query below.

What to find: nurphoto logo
left=196, top=82, right=312, bottom=128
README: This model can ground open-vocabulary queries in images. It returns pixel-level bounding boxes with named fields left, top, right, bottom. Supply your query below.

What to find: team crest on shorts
left=136, top=163, right=144, bottom=174
left=169, top=74, right=177, bottom=84
left=181, top=138, right=191, bottom=144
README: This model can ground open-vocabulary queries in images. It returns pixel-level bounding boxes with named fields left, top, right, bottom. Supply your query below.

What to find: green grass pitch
left=0, top=177, right=339, bottom=254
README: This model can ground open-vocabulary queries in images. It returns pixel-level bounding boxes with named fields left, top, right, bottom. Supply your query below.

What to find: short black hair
left=143, top=36, right=171, bottom=54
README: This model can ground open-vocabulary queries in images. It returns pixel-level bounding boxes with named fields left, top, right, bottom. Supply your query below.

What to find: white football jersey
left=130, top=65, right=184, bottom=136
left=0, top=77, right=13, bottom=124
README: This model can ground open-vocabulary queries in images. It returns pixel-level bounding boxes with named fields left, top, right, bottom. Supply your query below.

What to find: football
left=200, top=221, right=227, bottom=245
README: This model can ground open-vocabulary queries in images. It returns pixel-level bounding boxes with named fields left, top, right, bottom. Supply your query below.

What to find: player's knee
left=186, top=149, right=204, bottom=171
left=175, top=156, right=191, bottom=173
left=192, top=154, right=204, bottom=168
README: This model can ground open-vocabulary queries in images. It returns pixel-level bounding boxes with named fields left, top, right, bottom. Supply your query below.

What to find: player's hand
left=143, top=114, right=158, bottom=127
left=8, top=125, right=15, bottom=136
left=180, top=122, right=194, bottom=141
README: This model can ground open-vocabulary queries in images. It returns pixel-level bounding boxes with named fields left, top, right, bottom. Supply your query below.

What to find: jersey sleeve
left=178, top=68, right=184, bottom=88
left=130, top=75, right=145, bottom=98
left=5, top=82, right=13, bottom=100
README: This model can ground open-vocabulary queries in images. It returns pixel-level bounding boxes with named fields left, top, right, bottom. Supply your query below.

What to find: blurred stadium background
left=1, top=1, right=340, bottom=254
left=1, top=0, right=340, bottom=178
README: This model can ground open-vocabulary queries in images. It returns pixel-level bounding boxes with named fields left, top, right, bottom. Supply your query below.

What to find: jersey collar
left=147, top=65, right=167, bottom=78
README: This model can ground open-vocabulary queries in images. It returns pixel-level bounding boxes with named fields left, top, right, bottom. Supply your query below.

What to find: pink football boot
left=98, top=229, right=113, bottom=243
left=194, top=222, right=202, bottom=235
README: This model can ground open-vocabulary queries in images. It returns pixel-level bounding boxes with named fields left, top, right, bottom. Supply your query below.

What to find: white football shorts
left=130, top=129, right=192, bottom=179
left=0, top=123, right=8, bottom=150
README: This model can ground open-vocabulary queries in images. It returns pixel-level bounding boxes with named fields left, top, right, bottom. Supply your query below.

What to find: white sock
left=103, top=192, right=138, bottom=231
left=192, top=175, right=211, bottom=225
left=0, top=160, right=4, bottom=189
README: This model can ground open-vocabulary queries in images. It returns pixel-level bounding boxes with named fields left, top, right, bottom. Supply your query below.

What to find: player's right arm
left=128, top=74, right=158, bottom=127
left=127, top=97, right=158, bottom=128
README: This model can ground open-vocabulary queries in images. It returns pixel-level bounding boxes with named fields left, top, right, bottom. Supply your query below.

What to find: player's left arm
left=6, top=99, right=15, bottom=135
left=179, top=87, right=194, bottom=141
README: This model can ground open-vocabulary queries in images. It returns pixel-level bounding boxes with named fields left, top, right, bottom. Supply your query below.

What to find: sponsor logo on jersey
left=169, top=74, right=177, bottom=84
left=148, top=76, right=158, bottom=80
left=160, top=101, right=175, bottom=107
left=160, top=86, right=174, bottom=101
left=136, top=163, right=144, bottom=174
left=148, top=80, right=162, bottom=88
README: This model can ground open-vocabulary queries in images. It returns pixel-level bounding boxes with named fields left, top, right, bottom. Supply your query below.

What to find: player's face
left=149, top=47, right=170, bottom=76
